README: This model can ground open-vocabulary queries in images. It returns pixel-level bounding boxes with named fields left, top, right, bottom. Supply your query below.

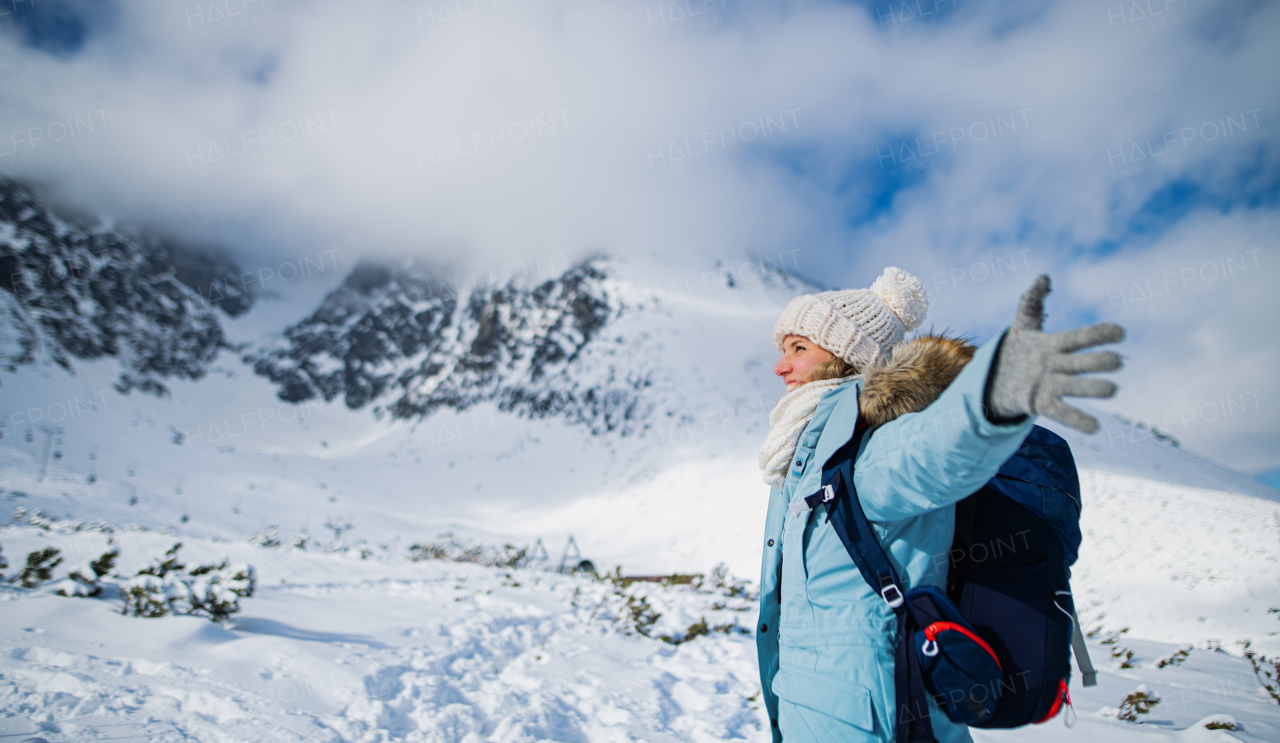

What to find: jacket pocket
left=771, top=668, right=876, bottom=732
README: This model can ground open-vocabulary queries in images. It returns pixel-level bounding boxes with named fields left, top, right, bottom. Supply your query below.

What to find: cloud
left=1066, top=209, right=1277, bottom=474
left=0, top=0, right=1276, bottom=473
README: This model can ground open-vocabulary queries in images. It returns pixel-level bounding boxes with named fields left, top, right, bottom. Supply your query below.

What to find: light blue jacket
left=756, top=334, right=1035, bottom=742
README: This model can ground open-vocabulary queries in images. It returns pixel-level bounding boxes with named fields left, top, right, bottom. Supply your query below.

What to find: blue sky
left=0, top=0, right=1276, bottom=479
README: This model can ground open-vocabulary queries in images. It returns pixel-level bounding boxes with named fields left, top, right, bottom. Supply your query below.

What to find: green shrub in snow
left=13, top=547, right=63, bottom=588
left=1111, top=646, right=1136, bottom=668
left=1116, top=688, right=1160, bottom=721
left=120, top=543, right=256, bottom=622
left=659, top=617, right=710, bottom=645
left=56, top=546, right=119, bottom=598
left=1155, top=645, right=1191, bottom=668
left=1114, top=685, right=1160, bottom=722
left=709, top=562, right=754, bottom=600
left=622, top=593, right=661, bottom=637
left=1241, top=640, right=1280, bottom=705
left=1202, top=715, right=1238, bottom=730
left=408, top=535, right=530, bottom=568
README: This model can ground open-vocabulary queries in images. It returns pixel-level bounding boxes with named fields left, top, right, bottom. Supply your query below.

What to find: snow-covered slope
left=0, top=526, right=765, bottom=743
left=1043, top=415, right=1280, bottom=503
left=1, top=525, right=1277, bottom=743
left=1072, top=470, right=1280, bottom=652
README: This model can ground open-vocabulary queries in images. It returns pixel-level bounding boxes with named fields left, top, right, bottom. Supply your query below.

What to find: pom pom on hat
left=772, top=266, right=930, bottom=368
left=869, top=267, right=929, bottom=333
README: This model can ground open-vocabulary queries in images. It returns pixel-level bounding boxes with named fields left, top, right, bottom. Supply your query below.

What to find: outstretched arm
left=854, top=275, right=1125, bottom=522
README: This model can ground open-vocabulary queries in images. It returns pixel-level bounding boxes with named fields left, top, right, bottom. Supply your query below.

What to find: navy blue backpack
left=803, top=424, right=1095, bottom=742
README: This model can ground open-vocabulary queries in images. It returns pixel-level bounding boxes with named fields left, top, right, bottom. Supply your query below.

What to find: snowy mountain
left=0, top=178, right=250, bottom=396
left=247, top=257, right=645, bottom=434
left=1042, top=413, right=1280, bottom=503
left=0, top=179, right=811, bottom=565
left=4, top=174, right=1267, bottom=499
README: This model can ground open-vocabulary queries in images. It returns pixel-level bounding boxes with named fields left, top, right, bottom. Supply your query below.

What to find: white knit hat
left=773, top=266, right=929, bottom=368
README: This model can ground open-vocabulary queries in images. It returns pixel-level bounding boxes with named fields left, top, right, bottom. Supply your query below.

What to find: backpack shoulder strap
left=816, top=424, right=938, bottom=743
left=1070, top=611, right=1098, bottom=686
left=817, top=424, right=905, bottom=611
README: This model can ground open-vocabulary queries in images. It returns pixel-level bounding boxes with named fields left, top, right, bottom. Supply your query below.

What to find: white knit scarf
left=758, top=377, right=855, bottom=488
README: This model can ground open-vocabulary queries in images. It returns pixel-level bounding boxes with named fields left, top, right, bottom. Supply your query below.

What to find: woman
left=756, top=268, right=1123, bottom=742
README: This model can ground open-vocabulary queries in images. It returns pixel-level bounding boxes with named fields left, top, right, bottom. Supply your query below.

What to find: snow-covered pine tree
left=184, top=560, right=256, bottom=622
left=56, top=546, right=119, bottom=598
left=1241, top=640, right=1280, bottom=704
left=1115, top=685, right=1161, bottom=721
left=120, top=543, right=255, bottom=621
left=14, top=547, right=62, bottom=588
left=121, top=543, right=185, bottom=617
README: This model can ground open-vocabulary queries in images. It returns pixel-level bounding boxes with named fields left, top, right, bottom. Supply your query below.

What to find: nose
left=774, top=356, right=790, bottom=378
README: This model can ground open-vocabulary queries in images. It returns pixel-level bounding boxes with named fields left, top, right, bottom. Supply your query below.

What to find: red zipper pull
left=920, top=622, right=1002, bottom=670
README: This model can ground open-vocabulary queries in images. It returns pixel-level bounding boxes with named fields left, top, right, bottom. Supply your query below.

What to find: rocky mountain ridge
left=245, top=256, right=660, bottom=435
left=0, top=178, right=721, bottom=437
left=0, top=178, right=249, bottom=396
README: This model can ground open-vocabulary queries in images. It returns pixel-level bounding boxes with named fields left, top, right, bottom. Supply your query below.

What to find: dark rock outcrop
left=0, top=178, right=247, bottom=395
left=248, top=257, right=649, bottom=434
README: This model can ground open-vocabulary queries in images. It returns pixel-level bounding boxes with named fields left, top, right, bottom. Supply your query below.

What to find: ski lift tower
left=555, top=535, right=596, bottom=575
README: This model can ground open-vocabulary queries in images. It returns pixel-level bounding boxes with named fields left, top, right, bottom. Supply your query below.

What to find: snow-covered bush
left=57, top=571, right=101, bottom=597
left=248, top=522, right=367, bottom=556
left=0, top=543, right=8, bottom=576
left=708, top=562, right=755, bottom=600
left=1200, top=714, right=1238, bottom=731
left=11, top=507, right=116, bottom=536
left=182, top=560, right=257, bottom=621
left=121, top=543, right=191, bottom=618
left=120, top=543, right=256, bottom=622
left=1111, top=685, right=1161, bottom=722
left=583, top=566, right=756, bottom=644
left=1111, top=646, right=1136, bottom=668
left=56, top=546, right=119, bottom=598
left=659, top=617, right=710, bottom=645
left=91, top=547, right=119, bottom=579
left=1241, top=640, right=1280, bottom=704
left=13, top=547, right=63, bottom=588
left=1155, top=645, right=1192, bottom=668
left=622, top=593, right=661, bottom=637
left=1100, top=626, right=1136, bottom=668
left=247, top=524, right=283, bottom=548
left=408, top=534, right=530, bottom=568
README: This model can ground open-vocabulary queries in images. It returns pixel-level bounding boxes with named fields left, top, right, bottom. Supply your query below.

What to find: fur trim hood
left=858, top=335, right=976, bottom=427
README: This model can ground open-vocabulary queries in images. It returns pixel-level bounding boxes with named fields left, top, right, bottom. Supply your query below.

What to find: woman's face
left=774, top=335, right=835, bottom=391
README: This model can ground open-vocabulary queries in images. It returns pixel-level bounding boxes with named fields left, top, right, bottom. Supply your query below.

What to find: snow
left=1042, top=416, right=1280, bottom=504
left=1072, top=470, right=1280, bottom=654
left=1, top=526, right=1277, bottom=742
left=1, top=529, right=764, bottom=742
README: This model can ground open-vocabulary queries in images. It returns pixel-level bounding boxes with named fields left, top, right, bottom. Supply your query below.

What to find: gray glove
left=987, top=275, right=1125, bottom=433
